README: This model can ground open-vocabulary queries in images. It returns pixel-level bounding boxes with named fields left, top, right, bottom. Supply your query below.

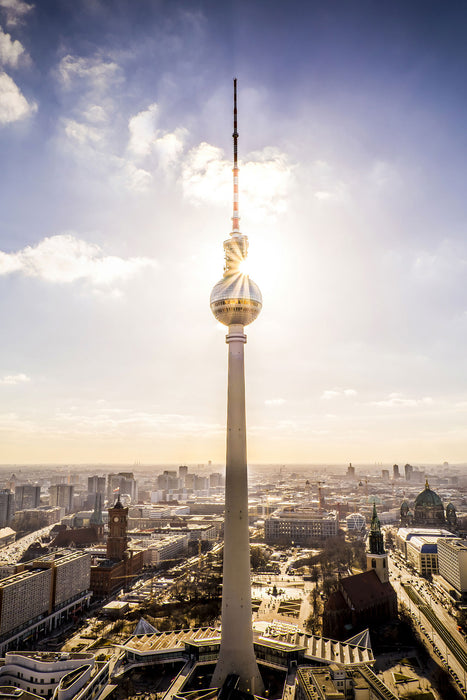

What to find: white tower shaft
left=210, top=324, right=263, bottom=693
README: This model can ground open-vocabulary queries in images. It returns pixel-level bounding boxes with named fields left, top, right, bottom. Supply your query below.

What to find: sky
left=2, top=0, right=467, bottom=465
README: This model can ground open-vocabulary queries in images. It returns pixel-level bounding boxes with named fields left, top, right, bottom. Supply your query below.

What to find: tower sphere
left=210, top=271, right=262, bottom=326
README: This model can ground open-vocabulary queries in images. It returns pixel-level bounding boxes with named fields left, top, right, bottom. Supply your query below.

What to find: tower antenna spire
left=232, top=77, right=239, bottom=234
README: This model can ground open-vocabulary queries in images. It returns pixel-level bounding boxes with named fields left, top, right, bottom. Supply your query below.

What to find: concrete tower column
left=210, top=325, right=263, bottom=693
left=210, top=79, right=264, bottom=695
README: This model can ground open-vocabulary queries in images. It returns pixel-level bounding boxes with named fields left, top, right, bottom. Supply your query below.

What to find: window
left=371, top=559, right=376, bottom=568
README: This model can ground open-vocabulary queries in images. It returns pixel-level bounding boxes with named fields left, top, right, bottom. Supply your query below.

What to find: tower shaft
left=210, top=325, right=263, bottom=694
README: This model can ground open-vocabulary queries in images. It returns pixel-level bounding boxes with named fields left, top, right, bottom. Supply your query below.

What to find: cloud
left=321, top=388, right=357, bottom=400
left=0, top=71, right=36, bottom=124
left=0, top=373, right=30, bottom=385
left=181, top=142, right=293, bottom=218
left=127, top=103, right=187, bottom=170
left=62, top=118, right=105, bottom=146
left=370, top=393, right=433, bottom=408
left=0, top=234, right=157, bottom=287
left=0, top=0, right=33, bottom=27
left=265, top=398, right=286, bottom=406
left=0, top=26, right=28, bottom=67
left=58, top=54, right=121, bottom=91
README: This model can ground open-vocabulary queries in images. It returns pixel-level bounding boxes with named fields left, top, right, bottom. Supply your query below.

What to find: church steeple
left=367, top=503, right=389, bottom=583
left=369, top=502, right=385, bottom=555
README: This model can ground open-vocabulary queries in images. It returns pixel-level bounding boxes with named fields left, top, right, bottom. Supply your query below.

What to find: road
left=389, top=549, right=467, bottom=695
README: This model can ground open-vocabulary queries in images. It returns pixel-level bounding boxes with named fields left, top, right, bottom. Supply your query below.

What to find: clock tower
left=107, top=496, right=128, bottom=561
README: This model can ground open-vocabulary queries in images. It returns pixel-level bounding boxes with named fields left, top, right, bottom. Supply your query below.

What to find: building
left=395, top=527, right=453, bottom=558
left=296, top=664, right=399, bottom=700
left=0, top=549, right=91, bottom=652
left=28, top=550, right=91, bottom=609
left=15, top=485, right=40, bottom=510
left=347, top=463, right=355, bottom=478
left=405, top=463, right=413, bottom=481
left=107, top=472, right=137, bottom=503
left=145, top=534, right=188, bottom=567
left=0, top=651, right=110, bottom=700
left=400, top=479, right=455, bottom=528
left=345, top=513, right=365, bottom=532
left=87, top=475, right=106, bottom=495
left=0, top=490, right=15, bottom=528
left=405, top=535, right=440, bottom=575
left=323, top=506, right=397, bottom=639
left=208, top=80, right=263, bottom=694
left=0, top=528, right=15, bottom=548
left=90, top=496, right=144, bottom=597
left=437, top=538, right=467, bottom=600
left=49, top=485, right=74, bottom=514
left=11, top=507, right=62, bottom=534
left=265, top=508, right=339, bottom=545
left=393, top=464, right=400, bottom=479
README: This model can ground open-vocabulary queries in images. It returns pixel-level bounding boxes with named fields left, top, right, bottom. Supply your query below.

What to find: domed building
left=400, top=479, right=456, bottom=529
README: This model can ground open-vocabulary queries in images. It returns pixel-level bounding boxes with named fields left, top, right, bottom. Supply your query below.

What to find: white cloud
left=181, top=142, right=293, bottom=218
left=58, top=54, right=121, bottom=91
left=321, top=388, right=357, bottom=400
left=370, top=393, right=434, bottom=408
left=127, top=103, right=187, bottom=169
left=0, top=26, right=27, bottom=67
left=121, top=161, right=153, bottom=192
left=0, top=0, right=33, bottom=27
left=0, top=71, right=36, bottom=124
left=265, top=398, right=286, bottom=406
left=62, top=118, right=105, bottom=146
left=0, top=234, right=157, bottom=287
left=0, top=373, right=30, bottom=385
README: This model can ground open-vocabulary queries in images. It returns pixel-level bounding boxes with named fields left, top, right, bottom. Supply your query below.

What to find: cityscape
left=2, top=1, right=467, bottom=700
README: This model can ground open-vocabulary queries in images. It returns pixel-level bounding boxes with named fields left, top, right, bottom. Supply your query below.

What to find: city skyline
left=2, top=1, right=467, bottom=463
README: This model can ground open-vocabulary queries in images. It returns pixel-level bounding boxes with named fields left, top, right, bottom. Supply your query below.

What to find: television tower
left=210, top=79, right=264, bottom=694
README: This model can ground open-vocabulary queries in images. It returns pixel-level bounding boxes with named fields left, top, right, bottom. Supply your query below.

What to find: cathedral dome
left=414, top=481, right=443, bottom=507
left=412, top=479, right=445, bottom=526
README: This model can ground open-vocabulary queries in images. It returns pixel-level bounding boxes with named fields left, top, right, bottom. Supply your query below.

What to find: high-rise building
left=393, top=464, right=400, bottom=479
left=107, top=472, right=137, bottom=503
left=209, top=80, right=263, bottom=694
left=88, top=475, right=106, bottom=495
left=15, top=484, right=40, bottom=510
left=0, top=490, right=15, bottom=528
left=347, top=463, right=355, bottom=478
left=405, top=463, right=413, bottom=481
left=49, top=484, right=74, bottom=513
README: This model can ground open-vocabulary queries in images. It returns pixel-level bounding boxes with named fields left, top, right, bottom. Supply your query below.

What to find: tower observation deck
left=209, top=80, right=264, bottom=695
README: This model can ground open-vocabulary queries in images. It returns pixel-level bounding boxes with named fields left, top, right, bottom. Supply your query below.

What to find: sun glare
left=238, top=259, right=249, bottom=275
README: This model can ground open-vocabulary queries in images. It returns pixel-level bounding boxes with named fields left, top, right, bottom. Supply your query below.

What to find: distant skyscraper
left=15, top=485, right=40, bottom=510
left=209, top=80, right=263, bottom=694
left=405, top=463, right=413, bottom=481
left=393, top=463, right=400, bottom=480
left=0, top=490, right=14, bottom=528
left=49, top=484, right=74, bottom=513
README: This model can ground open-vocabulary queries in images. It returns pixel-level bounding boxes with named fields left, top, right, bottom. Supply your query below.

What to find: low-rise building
left=0, top=651, right=110, bottom=700
left=406, top=535, right=440, bottom=576
left=265, top=508, right=339, bottom=545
